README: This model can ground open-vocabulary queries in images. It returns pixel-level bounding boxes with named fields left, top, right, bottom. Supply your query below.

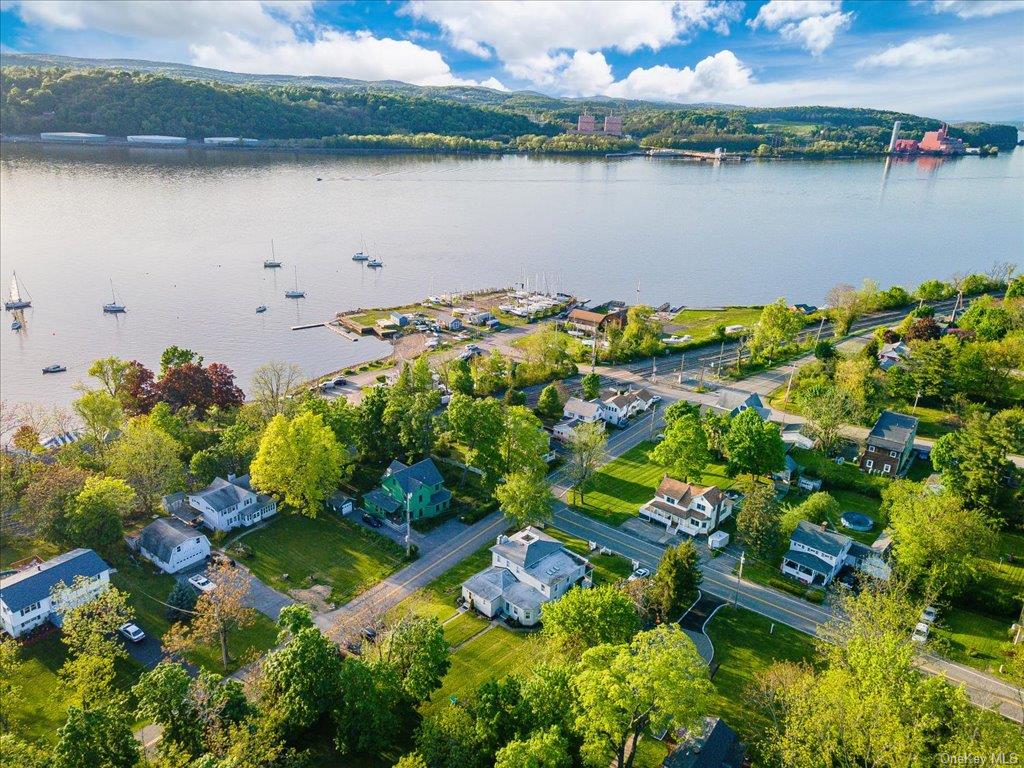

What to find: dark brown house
left=859, top=410, right=919, bottom=478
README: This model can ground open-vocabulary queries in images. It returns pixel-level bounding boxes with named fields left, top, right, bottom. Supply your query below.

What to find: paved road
left=314, top=511, right=507, bottom=639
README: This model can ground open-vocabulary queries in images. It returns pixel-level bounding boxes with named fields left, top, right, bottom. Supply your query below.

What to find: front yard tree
left=165, top=559, right=256, bottom=672
left=883, top=481, right=995, bottom=598
left=581, top=372, right=601, bottom=400
left=932, top=412, right=1019, bottom=522
left=751, top=298, right=805, bottom=364
left=251, top=411, right=345, bottom=515
left=52, top=705, right=139, bottom=768
left=67, top=476, right=134, bottom=558
left=735, top=482, right=782, bottom=561
left=494, top=727, right=571, bottom=768
left=250, top=361, right=303, bottom=419
left=445, top=394, right=504, bottom=484
left=106, top=417, right=184, bottom=512
left=415, top=704, right=487, bottom=768
left=132, top=662, right=202, bottom=759
left=572, top=625, right=711, bottom=768
left=651, top=412, right=710, bottom=483
left=537, top=383, right=564, bottom=419
left=259, top=622, right=343, bottom=734
left=541, top=584, right=640, bottom=659
left=496, top=470, right=554, bottom=529
left=378, top=615, right=451, bottom=703
left=648, top=540, right=702, bottom=622
left=564, top=421, right=607, bottom=507
left=798, top=386, right=856, bottom=457
left=72, top=389, right=123, bottom=462
left=500, top=405, right=550, bottom=478
left=333, top=658, right=407, bottom=757
left=724, top=408, right=785, bottom=482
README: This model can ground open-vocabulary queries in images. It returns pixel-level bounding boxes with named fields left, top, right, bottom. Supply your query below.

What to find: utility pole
left=651, top=356, right=657, bottom=383
left=814, top=315, right=826, bottom=344
left=649, top=402, right=658, bottom=440
left=784, top=368, right=796, bottom=403
left=405, top=505, right=412, bottom=558
left=697, top=364, right=706, bottom=390
left=717, top=340, right=725, bottom=370
left=733, top=552, right=745, bottom=607
left=912, top=389, right=921, bottom=414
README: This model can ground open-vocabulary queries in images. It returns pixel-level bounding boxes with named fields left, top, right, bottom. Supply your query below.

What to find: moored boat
left=5, top=272, right=31, bottom=311
left=42, top=364, right=67, bottom=374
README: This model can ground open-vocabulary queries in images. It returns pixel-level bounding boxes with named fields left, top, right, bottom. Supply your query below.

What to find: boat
left=285, top=267, right=306, bottom=299
left=353, top=236, right=369, bottom=261
left=42, top=364, right=67, bottom=374
left=264, top=239, right=282, bottom=269
left=367, top=258, right=383, bottom=268
left=5, top=272, right=31, bottom=311
left=102, top=279, right=126, bottom=313
left=256, top=305, right=268, bottom=314
left=11, top=319, right=22, bottom=331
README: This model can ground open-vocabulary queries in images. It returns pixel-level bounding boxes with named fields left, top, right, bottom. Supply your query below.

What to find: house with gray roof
left=707, top=388, right=771, bottom=420
left=138, top=517, right=211, bottom=574
left=859, top=410, right=918, bottom=478
left=664, top=717, right=746, bottom=768
left=0, top=549, right=113, bottom=638
left=363, top=458, right=451, bottom=522
left=187, top=474, right=277, bottom=533
left=462, top=527, right=592, bottom=626
left=781, top=521, right=853, bottom=587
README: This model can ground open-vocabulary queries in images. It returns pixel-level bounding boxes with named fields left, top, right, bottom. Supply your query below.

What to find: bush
left=791, top=449, right=889, bottom=498
left=166, top=581, right=198, bottom=622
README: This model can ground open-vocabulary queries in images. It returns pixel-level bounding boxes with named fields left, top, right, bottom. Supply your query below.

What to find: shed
left=708, top=530, right=730, bottom=550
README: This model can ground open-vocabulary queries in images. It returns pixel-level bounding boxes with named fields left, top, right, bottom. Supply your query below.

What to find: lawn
left=703, top=605, right=817, bottom=756
left=0, top=535, right=59, bottom=570
left=545, top=527, right=634, bottom=585
left=668, top=307, right=765, bottom=343
left=241, top=512, right=405, bottom=605
left=932, top=609, right=1014, bottom=680
left=780, top=488, right=883, bottom=546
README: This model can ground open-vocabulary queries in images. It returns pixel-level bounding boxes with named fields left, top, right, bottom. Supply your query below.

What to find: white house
left=0, top=549, right=113, bottom=638
left=138, top=517, right=211, bottom=574
left=597, top=388, right=657, bottom=426
left=554, top=397, right=605, bottom=442
left=707, top=388, right=771, bottom=420
left=878, top=341, right=911, bottom=371
left=781, top=521, right=853, bottom=586
left=462, top=528, right=592, bottom=626
left=639, top=478, right=734, bottom=536
left=187, top=475, right=277, bottom=533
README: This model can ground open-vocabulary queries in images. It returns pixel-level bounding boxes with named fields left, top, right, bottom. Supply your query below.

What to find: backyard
left=240, top=512, right=406, bottom=605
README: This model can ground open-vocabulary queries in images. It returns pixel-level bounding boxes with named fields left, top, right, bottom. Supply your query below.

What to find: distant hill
left=0, top=53, right=1017, bottom=151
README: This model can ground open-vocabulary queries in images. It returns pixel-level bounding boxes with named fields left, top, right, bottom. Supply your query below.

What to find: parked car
left=628, top=567, right=651, bottom=581
left=649, top=394, right=662, bottom=403
left=188, top=574, right=216, bottom=593
left=911, top=622, right=930, bottom=643
left=362, top=513, right=383, bottom=529
left=345, top=640, right=362, bottom=655
left=361, top=626, right=378, bottom=642
left=319, top=382, right=333, bottom=392
left=118, top=622, right=146, bottom=643
left=920, top=606, right=939, bottom=624
left=333, top=377, right=347, bottom=386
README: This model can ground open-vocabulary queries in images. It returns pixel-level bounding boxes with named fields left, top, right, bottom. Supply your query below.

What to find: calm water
left=2, top=144, right=1021, bottom=408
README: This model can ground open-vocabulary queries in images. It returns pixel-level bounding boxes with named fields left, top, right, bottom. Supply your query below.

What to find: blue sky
left=2, top=1, right=1022, bottom=120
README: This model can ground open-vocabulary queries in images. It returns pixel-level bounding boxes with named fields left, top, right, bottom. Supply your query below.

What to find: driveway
left=178, top=561, right=294, bottom=622
left=120, top=631, right=165, bottom=670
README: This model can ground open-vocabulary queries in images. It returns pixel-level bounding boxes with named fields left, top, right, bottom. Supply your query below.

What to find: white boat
left=264, top=239, right=282, bottom=268
left=285, top=267, right=306, bottom=299
left=5, top=272, right=31, bottom=310
left=42, top=364, right=66, bottom=374
left=352, top=251, right=368, bottom=262
left=256, top=305, right=268, bottom=314
left=367, top=258, right=383, bottom=268
left=103, top=279, right=126, bottom=314
left=11, top=319, right=22, bottom=331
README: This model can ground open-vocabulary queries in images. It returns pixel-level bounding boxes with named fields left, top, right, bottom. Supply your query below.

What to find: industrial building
left=575, top=112, right=624, bottom=137
left=40, top=132, right=106, bottom=143
left=127, top=135, right=188, bottom=145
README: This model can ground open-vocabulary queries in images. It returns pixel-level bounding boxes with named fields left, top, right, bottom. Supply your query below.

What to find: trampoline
left=840, top=512, right=874, bottom=532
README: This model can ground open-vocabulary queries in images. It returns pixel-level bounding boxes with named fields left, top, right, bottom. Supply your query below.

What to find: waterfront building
left=577, top=112, right=597, bottom=134
left=127, top=135, right=188, bottom=145
left=40, top=131, right=106, bottom=143
left=603, top=115, right=623, bottom=136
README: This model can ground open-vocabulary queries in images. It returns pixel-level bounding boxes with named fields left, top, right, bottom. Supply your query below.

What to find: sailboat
left=103, top=279, right=126, bottom=313
left=352, top=237, right=369, bottom=261
left=5, top=272, right=31, bottom=310
left=367, top=257, right=383, bottom=268
left=264, top=240, right=282, bottom=269
left=285, top=267, right=306, bottom=299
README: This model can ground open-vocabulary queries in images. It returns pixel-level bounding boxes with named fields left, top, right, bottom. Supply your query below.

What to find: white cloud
left=857, top=33, right=990, bottom=68
left=749, top=0, right=852, bottom=55
left=190, top=30, right=497, bottom=86
left=605, top=50, right=751, bottom=101
left=559, top=50, right=615, bottom=95
left=928, top=0, right=1024, bottom=19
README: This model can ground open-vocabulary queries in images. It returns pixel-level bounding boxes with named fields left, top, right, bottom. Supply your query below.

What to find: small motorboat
left=256, top=305, right=268, bottom=314
left=11, top=319, right=22, bottom=331
left=316, top=177, right=323, bottom=181
left=264, top=239, right=282, bottom=268
left=42, top=364, right=67, bottom=374
left=367, top=258, right=383, bottom=269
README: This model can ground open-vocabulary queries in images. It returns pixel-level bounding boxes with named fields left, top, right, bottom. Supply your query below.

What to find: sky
left=1, top=0, right=1022, bottom=121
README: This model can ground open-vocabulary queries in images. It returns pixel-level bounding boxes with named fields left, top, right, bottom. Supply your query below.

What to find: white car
left=911, top=622, right=930, bottom=644
left=188, top=574, right=216, bottom=593
left=118, top=622, right=146, bottom=643
left=628, top=567, right=651, bottom=581
left=649, top=394, right=662, bottom=403
left=920, top=606, right=939, bottom=624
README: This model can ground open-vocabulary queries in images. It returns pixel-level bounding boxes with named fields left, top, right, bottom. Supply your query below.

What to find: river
left=1, top=143, right=1021, bottom=408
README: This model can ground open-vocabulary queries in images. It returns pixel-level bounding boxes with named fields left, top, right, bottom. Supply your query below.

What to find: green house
left=363, top=458, right=452, bottom=522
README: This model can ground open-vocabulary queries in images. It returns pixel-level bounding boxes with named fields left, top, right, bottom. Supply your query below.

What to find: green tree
left=541, top=584, right=640, bottom=659
left=67, top=476, right=134, bottom=557
left=333, top=659, right=408, bottom=757
left=724, top=408, right=785, bottom=481
left=355, top=385, right=395, bottom=463
left=750, top=298, right=805, bottom=363
left=581, top=372, right=601, bottom=400
left=393, top=754, right=429, bottom=768
left=20, top=463, right=88, bottom=547
left=0, top=637, right=22, bottom=730
left=132, top=662, right=202, bottom=759
left=782, top=491, right=839, bottom=535
left=499, top=405, right=550, bottom=478
left=378, top=615, right=451, bottom=703
left=447, top=358, right=474, bottom=396
left=160, top=345, right=202, bottom=377
left=647, top=540, right=702, bottom=622
left=620, top=305, right=664, bottom=358
left=415, top=705, right=487, bottom=768
left=72, top=389, right=123, bottom=462
left=882, top=481, right=995, bottom=597
left=496, top=470, right=554, bottom=529
left=494, top=727, right=571, bottom=768
left=536, top=383, right=564, bottom=419
left=650, top=412, right=710, bottom=482
left=250, top=411, right=346, bottom=515
left=52, top=705, right=139, bottom=768
left=469, top=675, right=528, bottom=757
left=165, top=580, right=198, bottom=622
left=797, top=385, right=856, bottom=456
left=87, top=357, right=131, bottom=399
left=445, top=394, right=505, bottom=485
left=106, top=417, right=184, bottom=512
left=564, top=421, right=607, bottom=507
left=572, top=625, right=711, bottom=768
left=932, top=412, right=1019, bottom=521
left=735, top=482, right=782, bottom=560
left=250, top=361, right=303, bottom=420
left=258, top=624, right=343, bottom=734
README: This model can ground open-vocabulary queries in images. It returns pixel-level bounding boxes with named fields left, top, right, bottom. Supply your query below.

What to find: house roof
left=567, top=308, right=607, bottom=325
left=867, top=411, right=918, bottom=451
left=139, top=517, right=206, bottom=563
left=634, top=388, right=655, bottom=403
left=648, top=497, right=709, bottom=521
left=364, top=488, right=401, bottom=515
left=564, top=397, right=600, bottom=419
left=715, top=388, right=769, bottom=418
left=462, top=566, right=518, bottom=602
left=492, top=527, right=565, bottom=569
left=656, top=477, right=724, bottom=509
left=791, top=520, right=851, bottom=558
left=503, top=580, right=547, bottom=611
left=0, top=549, right=111, bottom=613
left=385, top=458, right=445, bottom=494
left=782, top=547, right=834, bottom=576
left=664, top=717, right=746, bottom=768
left=192, top=477, right=251, bottom=512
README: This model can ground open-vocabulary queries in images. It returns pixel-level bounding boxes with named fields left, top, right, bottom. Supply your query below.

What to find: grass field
left=781, top=488, right=883, bottom=546
left=544, top=527, right=633, bottom=585
left=242, top=513, right=405, bottom=605
left=573, top=442, right=737, bottom=526
left=703, top=605, right=817, bottom=754
left=932, top=610, right=1014, bottom=679
left=668, top=307, right=764, bottom=343
left=0, top=536, right=59, bottom=570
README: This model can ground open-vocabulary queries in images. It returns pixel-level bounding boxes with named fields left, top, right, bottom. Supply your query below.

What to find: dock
left=291, top=321, right=360, bottom=341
